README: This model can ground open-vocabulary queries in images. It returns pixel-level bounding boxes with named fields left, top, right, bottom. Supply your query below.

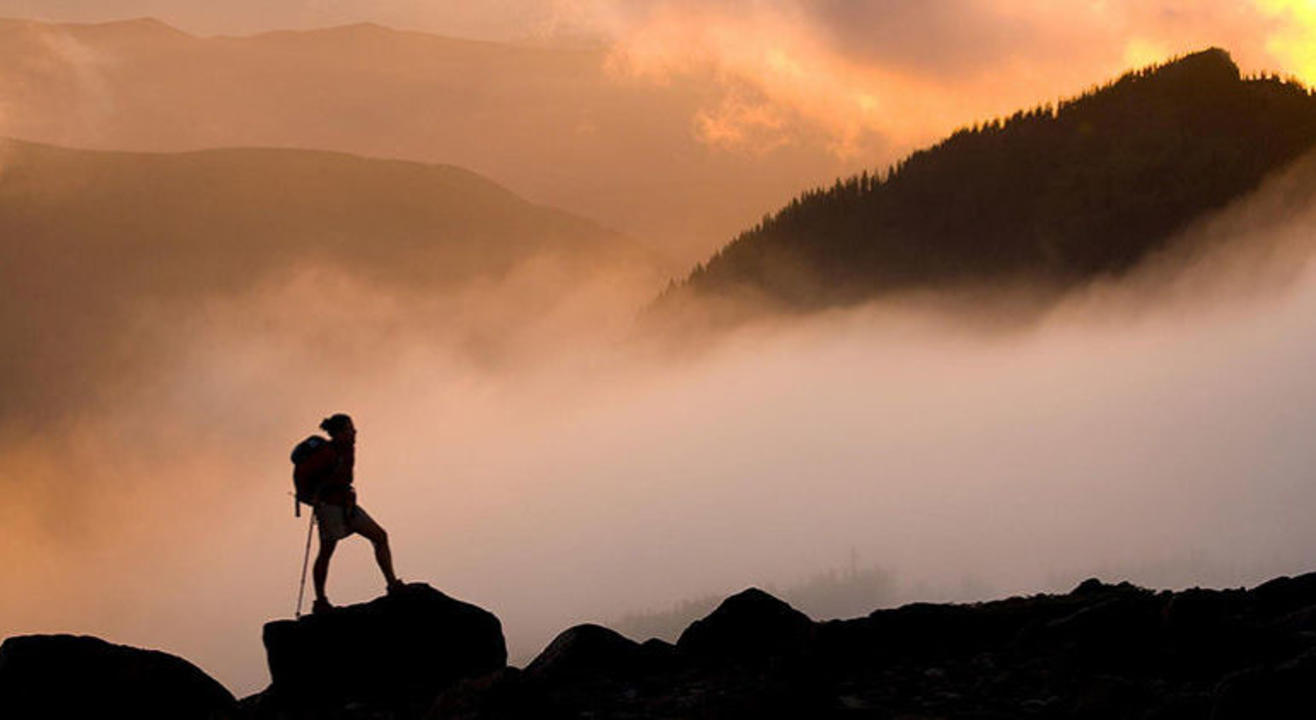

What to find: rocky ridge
left=3, top=574, right=1316, bottom=719
left=0, top=633, right=238, bottom=719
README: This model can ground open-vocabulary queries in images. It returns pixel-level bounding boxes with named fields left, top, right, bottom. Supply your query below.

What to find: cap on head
left=320, top=413, right=353, bottom=436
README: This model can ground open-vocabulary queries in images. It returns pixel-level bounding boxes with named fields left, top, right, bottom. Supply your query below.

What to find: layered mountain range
left=0, top=17, right=851, bottom=253
left=0, top=140, right=638, bottom=425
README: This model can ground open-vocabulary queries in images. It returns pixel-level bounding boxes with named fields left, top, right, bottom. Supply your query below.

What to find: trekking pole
left=295, top=509, right=315, bottom=618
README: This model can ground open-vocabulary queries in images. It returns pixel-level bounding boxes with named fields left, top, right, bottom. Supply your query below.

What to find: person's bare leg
left=355, top=514, right=399, bottom=587
left=313, top=537, right=337, bottom=602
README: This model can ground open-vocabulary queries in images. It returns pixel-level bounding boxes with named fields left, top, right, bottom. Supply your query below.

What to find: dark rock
left=0, top=634, right=237, bottom=719
left=676, top=587, right=816, bottom=663
left=1251, top=573, right=1316, bottom=619
left=27, top=571, right=1316, bottom=720
left=1271, top=603, right=1316, bottom=634
left=432, top=572, right=1316, bottom=719
left=429, top=667, right=527, bottom=720
left=444, top=627, right=685, bottom=719
left=1039, top=589, right=1163, bottom=670
left=1070, top=578, right=1147, bottom=598
left=838, top=592, right=1078, bottom=663
left=523, top=624, right=643, bottom=680
left=1072, top=578, right=1107, bottom=596
left=1211, top=648, right=1316, bottom=719
left=1162, top=588, right=1240, bottom=634
left=1160, top=588, right=1256, bottom=678
left=262, top=583, right=505, bottom=712
left=860, top=602, right=987, bottom=659
left=641, top=637, right=677, bottom=655
left=1069, top=674, right=1150, bottom=720
left=1146, top=690, right=1213, bottom=720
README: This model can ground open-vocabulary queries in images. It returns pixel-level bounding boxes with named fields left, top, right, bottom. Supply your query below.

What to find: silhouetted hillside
left=0, top=140, right=622, bottom=289
left=674, top=49, right=1316, bottom=311
left=0, top=140, right=638, bottom=425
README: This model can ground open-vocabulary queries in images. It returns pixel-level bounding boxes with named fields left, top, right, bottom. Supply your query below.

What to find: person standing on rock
left=305, top=413, right=404, bottom=614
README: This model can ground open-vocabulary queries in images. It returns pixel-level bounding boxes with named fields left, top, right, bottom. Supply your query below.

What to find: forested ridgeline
left=673, top=48, right=1316, bottom=311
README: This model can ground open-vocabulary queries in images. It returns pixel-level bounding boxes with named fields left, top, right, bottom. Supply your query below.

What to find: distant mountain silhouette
left=0, top=139, right=624, bottom=288
left=671, top=49, right=1316, bottom=311
left=0, top=17, right=855, bottom=256
left=0, top=140, right=637, bottom=424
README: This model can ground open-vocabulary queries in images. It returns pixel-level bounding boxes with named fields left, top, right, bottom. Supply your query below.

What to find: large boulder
left=523, top=624, right=676, bottom=682
left=433, top=626, right=657, bottom=720
left=0, top=634, right=237, bottom=719
left=1250, top=573, right=1316, bottom=619
left=676, top=587, right=816, bottom=663
left=262, top=583, right=505, bottom=711
left=524, top=624, right=644, bottom=680
left=1212, top=648, right=1316, bottom=719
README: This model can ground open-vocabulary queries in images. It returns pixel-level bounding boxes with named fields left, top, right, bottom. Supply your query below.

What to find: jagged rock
left=432, top=625, right=682, bottom=719
left=1162, top=588, right=1243, bottom=635
left=17, top=572, right=1313, bottom=720
left=434, top=627, right=643, bottom=720
left=261, top=583, right=505, bottom=712
left=1211, top=648, right=1316, bottom=719
left=676, top=587, right=815, bottom=663
left=1250, top=573, right=1316, bottom=618
left=1070, top=578, right=1147, bottom=597
left=429, top=667, right=528, bottom=720
left=426, top=573, right=1316, bottom=719
left=1041, top=585, right=1163, bottom=667
left=524, top=624, right=644, bottom=680
left=0, top=634, right=237, bottom=720
left=1072, top=577, right=1108, bottom=596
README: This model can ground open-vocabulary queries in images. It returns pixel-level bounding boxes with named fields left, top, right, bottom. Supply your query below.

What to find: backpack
left=291, top=435, right=336, bottom=515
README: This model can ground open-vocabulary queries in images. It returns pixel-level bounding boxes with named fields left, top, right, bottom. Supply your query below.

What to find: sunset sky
left=2, top=1, right=1315, bottom=155
left=4, top=0, right=1316, bottom=700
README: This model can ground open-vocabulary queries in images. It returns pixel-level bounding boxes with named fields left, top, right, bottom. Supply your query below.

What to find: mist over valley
left=3, top=9, right=1316, bottom=708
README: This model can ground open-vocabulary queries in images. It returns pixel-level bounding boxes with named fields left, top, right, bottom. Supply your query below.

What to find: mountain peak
left=61, top=17, right=190, bottom=38
left=1136, top=46, right=1240, bottom=87
left=1172, top=46, right=1237, bottom=73
left=670, top=46, right=1316, bottom=316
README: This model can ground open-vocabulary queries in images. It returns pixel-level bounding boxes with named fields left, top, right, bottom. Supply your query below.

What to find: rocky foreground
left=3, top=574, right=1316, bottom=719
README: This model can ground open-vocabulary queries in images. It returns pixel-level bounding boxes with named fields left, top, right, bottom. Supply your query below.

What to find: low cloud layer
left=4, top=0, right=1316, bottom=700
left=4, top=151, right=1316, bottom=695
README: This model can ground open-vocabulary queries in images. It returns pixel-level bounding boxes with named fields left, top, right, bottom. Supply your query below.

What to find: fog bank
left=4, top=159, right=1316, bottom=695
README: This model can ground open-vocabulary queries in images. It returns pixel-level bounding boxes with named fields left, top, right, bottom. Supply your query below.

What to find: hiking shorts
left=314, top=503, right=375, bottom=544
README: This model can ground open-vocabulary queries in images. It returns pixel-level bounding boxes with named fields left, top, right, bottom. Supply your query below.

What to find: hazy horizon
left=4, top=1, right=1316, bottom=700
left=2, top=3, right=1315, bottom=263
left=6, top=146, right=1316, bottom=694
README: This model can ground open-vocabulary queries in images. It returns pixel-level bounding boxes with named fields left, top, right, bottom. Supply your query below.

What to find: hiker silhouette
left=301, top=413, right=403, bottom=614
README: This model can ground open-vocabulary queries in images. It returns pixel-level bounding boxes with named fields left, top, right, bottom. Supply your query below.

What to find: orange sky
left=2, top=0, right=1314, bottom=158
left=2, top=2, right=1313, bottom=261
left=5, top=0, right=1316, bottom=699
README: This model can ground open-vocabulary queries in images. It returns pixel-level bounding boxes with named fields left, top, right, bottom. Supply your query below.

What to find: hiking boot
left=311, top=598, right=335, bottom=615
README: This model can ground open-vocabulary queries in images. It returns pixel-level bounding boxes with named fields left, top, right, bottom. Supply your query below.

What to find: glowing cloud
left=588, top=1, right=1309, bottom=159
left=599, top=3, right=972, bottom=159
left=1257, top=0, right=1316, bottom=84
